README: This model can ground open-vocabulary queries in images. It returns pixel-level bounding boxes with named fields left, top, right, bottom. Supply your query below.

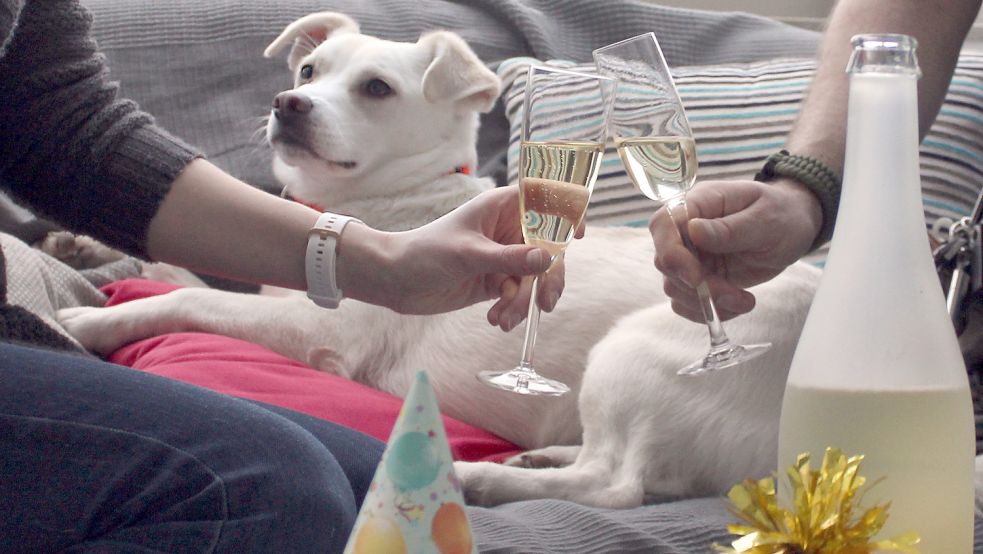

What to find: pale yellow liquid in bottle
left=778, top=384, right=974, bottom=553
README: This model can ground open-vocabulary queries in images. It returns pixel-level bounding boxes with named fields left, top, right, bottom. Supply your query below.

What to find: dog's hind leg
left=454, top=450, right=645, bottom=509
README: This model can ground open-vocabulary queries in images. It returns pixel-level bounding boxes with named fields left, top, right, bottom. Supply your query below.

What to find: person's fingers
left=648, top=206, right=678, bottom=250
left=537, top=254, right=566, bottom=312
left=653, top=240, right=703, bottom=289
left=668, top=298, right=705, bottom=323
left=468, top=243, right=551, bottom=278
left=663, top=277, right=704, bottom=322
left=703, top=275, right=756, bottom=319
left=487, top=257, right=563, bottom=330
left=663, top=273, right=755, bottom=322
left=650, top=208, right=703, bottom=287
left=487, top=277, right=521, bottom=330
left=493, top=275, right=536, bottom=331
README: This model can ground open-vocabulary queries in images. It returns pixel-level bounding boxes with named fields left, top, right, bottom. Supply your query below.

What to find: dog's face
left=264, top=13, right=500, bottom=197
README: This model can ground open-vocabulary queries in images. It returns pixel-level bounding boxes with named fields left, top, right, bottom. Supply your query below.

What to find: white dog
left=57, top=12, right=824, bottom=509
left=261, top=12, right=497, bottom=231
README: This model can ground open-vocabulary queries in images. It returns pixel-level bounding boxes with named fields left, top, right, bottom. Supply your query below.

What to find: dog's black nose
left=273, top=91, right=313, bottom=118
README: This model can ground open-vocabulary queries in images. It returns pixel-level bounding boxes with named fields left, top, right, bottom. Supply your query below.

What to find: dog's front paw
left=57, top=306, right=138, bottom=356
left=37, top=231, right=126, bottom=269
left=453, top=461, right=500, bottom=507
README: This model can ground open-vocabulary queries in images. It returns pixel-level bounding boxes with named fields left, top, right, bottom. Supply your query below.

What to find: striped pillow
left=498, top=55, right=983, bottom=256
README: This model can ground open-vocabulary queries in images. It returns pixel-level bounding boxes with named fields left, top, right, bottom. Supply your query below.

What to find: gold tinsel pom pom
left=713, top=447, right=920, bottom=554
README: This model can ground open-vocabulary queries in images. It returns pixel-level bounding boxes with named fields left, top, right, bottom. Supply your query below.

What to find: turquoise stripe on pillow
left=687, top=109, right=800, bottom=121
left=698, top=141, right=787, bottom=156
left=679, top=80, right=811, bottom=94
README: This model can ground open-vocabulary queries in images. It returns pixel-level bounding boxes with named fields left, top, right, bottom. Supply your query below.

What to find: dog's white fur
left=57, top=12, right=974, bottom=512
left=261, top=12, right=497, bottom=231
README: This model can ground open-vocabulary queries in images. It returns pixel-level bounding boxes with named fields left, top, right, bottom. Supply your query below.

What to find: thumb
left=689, top=210, right=768, bottom=254
left=683, top=182, right=767, bottom=254
left=467, top=243, right=551, bottom=276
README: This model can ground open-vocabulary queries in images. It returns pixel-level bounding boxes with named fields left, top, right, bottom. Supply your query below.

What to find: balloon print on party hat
left=344, top=371, right=476, bottom=554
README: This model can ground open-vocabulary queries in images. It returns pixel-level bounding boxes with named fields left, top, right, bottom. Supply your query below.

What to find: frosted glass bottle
left=776, top=35, right=975, bottom=552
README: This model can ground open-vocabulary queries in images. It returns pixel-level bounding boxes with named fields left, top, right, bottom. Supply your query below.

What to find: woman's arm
left=149, top=161, right=560, bottom=324
left=147, top=159, right=318, bottom=290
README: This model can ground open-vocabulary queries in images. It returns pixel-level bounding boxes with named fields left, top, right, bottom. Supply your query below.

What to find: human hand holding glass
left=477, top=65, right=616, bottom=395
left=594, top=33, right=771, bottom=375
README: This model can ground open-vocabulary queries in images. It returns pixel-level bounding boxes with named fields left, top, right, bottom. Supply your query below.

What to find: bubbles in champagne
left=519, top=141, right=603, bottom=256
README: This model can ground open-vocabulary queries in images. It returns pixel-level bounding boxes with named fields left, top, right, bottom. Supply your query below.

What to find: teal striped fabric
left=499, top=55, right=983, bottom=263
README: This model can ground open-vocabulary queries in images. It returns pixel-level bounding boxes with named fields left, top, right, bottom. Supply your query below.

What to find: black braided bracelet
left=754, top=149, right=842, bottom=251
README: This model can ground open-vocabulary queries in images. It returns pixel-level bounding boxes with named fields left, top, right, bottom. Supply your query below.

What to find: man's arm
left=652, top=0, right=982, bottom=322
left=787, top=0, right=980, bottom=171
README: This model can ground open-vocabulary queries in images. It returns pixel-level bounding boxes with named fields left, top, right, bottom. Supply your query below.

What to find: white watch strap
left=306, top=212, right=362, bottom=308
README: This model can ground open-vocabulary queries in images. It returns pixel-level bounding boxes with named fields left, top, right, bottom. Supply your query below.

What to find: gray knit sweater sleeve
left=0, top=0, right=201, bottom=258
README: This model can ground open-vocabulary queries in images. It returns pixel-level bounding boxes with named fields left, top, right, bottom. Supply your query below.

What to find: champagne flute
left=594, top=33, right=771, bottom=375
left=477, top=65, right=617, bottom=395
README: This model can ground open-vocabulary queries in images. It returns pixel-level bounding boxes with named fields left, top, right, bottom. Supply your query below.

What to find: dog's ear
left=264, top=12, right=359, bottom=70
left=419, top=32, right=501, bottom=113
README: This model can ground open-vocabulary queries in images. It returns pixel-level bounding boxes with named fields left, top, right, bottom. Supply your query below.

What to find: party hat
left=343, top=371, right=476, bottom=554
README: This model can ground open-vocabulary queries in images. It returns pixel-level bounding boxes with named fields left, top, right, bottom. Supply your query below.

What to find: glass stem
left=666, top=200, right=734, bottom=354
left=517, top=275, right=543, bottom=372
left=695, top=281, right=732, bottom=352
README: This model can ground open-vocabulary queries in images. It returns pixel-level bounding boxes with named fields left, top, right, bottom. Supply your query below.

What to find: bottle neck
left=832, top=71, right=925, bottom=254
left=788, top=68, right=965, bottom=389
left=832, top=35, right=924, bottom=261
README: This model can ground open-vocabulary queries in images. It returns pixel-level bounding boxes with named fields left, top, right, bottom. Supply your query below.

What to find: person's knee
left=78, top=408, right=362, bottom=552
left=210, top=418, right=361, bottom=552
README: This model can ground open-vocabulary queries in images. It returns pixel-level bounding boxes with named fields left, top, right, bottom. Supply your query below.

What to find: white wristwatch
left=306, top=212, right=362, bottom=308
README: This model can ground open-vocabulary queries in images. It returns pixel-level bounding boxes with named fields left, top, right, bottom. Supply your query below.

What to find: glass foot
left=477, top=367, right=570, bottom=396
left=677, top=342, right=772, bottom=376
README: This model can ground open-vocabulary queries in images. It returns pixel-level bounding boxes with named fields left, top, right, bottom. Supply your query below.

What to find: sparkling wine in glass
left=594, top=33, right=771, bottom=375
left=477, top=65, right=616, bottom=395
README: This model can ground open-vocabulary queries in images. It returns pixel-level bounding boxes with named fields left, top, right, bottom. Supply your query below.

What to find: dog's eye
left=363, top=78, right=393, bottom=98
left=299, top=64, right=314, bottom=80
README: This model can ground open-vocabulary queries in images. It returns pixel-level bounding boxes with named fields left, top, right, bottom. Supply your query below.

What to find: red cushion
left=103, top=279, right=521, bottom=462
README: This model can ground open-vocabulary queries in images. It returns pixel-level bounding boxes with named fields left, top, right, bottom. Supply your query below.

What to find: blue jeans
left=0, top=343, right=384, bottom=553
